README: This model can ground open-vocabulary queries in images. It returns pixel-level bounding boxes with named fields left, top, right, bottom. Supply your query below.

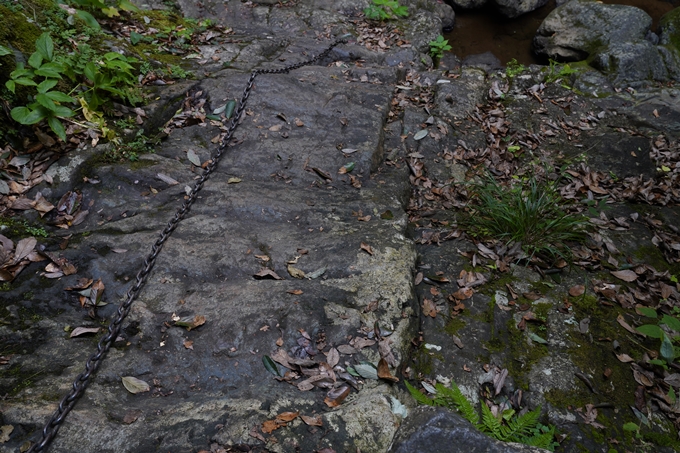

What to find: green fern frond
left=480, top=401, right=504, bottom=439
left=404, top=380, right=435, bottom=406
left=436, top=382, right=480, bottom=425
left=503, top=407, right=542, bottom=442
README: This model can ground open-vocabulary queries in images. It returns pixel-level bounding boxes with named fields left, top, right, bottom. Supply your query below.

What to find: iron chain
left=27, top=37, right=347, bottom=453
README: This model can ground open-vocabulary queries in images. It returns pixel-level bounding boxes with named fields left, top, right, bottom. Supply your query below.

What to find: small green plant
left=464, top=175, right=587, bottom=262
left=543, top=59, right=579, bottom=86
left=406, top=380, right=559, bottom=450
left=428, top=35, right=451, bottom=62
left=636, top=307, right=680, bottom=369
left=506, top=58, right=526, bottom=78
left=108, top=130, right=157, bottom=161
left=5, top=33, right=76, bottom=141
left=363, top=0, right=408, bottom=21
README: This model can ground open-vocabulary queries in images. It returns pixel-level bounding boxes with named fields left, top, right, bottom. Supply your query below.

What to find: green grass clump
left=464, top=175, right=586, bottom=262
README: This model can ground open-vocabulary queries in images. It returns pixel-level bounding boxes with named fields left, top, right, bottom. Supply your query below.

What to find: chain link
left=26, top=37, right=347, bottom=453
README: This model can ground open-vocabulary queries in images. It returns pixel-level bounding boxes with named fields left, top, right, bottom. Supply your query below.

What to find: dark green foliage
left=464, top=175, right=587, bottom=262
left=406, top=379, right=559, bottom=451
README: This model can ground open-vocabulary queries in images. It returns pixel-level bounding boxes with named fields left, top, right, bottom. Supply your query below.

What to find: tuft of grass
left=464, top=175, right=586, bottom=262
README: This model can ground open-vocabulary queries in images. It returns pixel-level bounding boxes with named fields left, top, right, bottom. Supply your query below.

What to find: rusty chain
left=26, top=36, right=347, bottom=453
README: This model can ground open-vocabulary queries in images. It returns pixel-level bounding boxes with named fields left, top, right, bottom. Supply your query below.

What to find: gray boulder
left=492, top=0, right=549, bottom=19
left=533, top=0, right=652, bottom=61
left=388, top=406, right=549, bottom=453
left=448, top=0, right=488, bottom=9
left=660, top=8, right=680, bottom=48
left=590, top=41, right=669, bottom=85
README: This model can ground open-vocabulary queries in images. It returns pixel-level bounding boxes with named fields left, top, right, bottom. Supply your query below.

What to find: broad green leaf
left=46, top=91, right=75, bottom=103
left=13, top=78, right=37, bottom=87
left=34, top=65, right=63, bottom=79
left=84, top=62, right=97, bottom=82
left=0, top=45, right=10, bottom=56
left=52, top=105, right=75, bottom=118
left=121, top=376, right=150, bottom=394
left=224, top=100, right=236, bottom=119
left=35, top=33, right=54, bottom=61
left=118, top=0, right=140, bottom=12
left=10, top=67, right=32, bottom=79
left=262, top=355, right=281, bottom=377
left=11, top=106, right=48, bottom=125
left=75, top=10, right=101, bottom=30
left=5, top=80, right=15, bottom=93
left=637, top=307, right=657, bottom=318
left=37, top=79, right=58, bottom=93
left=661, top=315, right=680, bottom=333
left=622, top=422, right=638, bottom=432
left=661, top=333, right=676, bottom=362
left=48, top=117, right=66, bottom=141
left=636, top=324, right=663, bottom=338
left=130, top=31, right=143, bottom=45
left=36, top=93, right=58, bottom=112
left=101, top=6, right=119, bottom=17
left=28, top=51, right=43, bottom=69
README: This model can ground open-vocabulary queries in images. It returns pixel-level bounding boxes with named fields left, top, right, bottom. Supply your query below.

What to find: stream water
left=445, top=0, right=680, bottom=66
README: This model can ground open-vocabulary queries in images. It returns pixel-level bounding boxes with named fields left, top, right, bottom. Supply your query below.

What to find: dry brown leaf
left=324, top=385, right=350, bottom=407
left=422, top=298, right=437, bottom=318
left=287, top=264, right=305, bottom=279
left=70, top=326, right=101, bottom=338
left=123, top=410, right=142, bottom=424
left=326, top=348, right=340, bottom=368
left=377, top=357, right=399, bottom=383
left=287, top=289, right=303, bottom=295
left=300, top=415, right=322, bottom=426
left=261, top=419, right=280, bottom=434
left=615, top=353, right=635, bottom=363
left=13, top=237, right=37, bottom=264
left=414, top=272, right=423, bottom=286
left=569, top=285, right=585, bottom=297
left=183, top=340, right=194, bottom=350
left=451, top=287, right=474, bottom=300
left=276, top=411, right=299, bottom=422
left=616, top=314, right=643, bottom=336
left=611, top=270, right=638, bottom=282
left=360, top=242, right=374, bottom=255
left=254, top=268, right=284, bottom=280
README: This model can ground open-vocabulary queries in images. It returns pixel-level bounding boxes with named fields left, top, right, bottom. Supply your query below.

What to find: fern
left=405, top=379, right=559, bottom=451
left=404, top=380, right=435, bottom=406
left=480, top=402, right=504, bottom=439
left=433, top=382, right=479, bottom=425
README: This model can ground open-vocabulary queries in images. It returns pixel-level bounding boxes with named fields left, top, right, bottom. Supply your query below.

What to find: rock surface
left=2, top=0, right=680, bottom=453
left=492, top=0, right=550, bottom=19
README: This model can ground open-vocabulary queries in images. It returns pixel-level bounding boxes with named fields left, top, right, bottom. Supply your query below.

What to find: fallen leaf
left=616, top=353, right=635, bottom=363
left=121, top=376, right=150, bottom=394
left=360, top=242, right=374, bottom=255
left=13, top=237, right=37, bottom=264
left=611, top=270, right=638, bottom=282
left=414, top=129, right=428, bottom=140
left=377, top=358, right=399, bottom=383
left=186, top=149, right=201, bottom=166
left=227, top=177, right=242, bottom=184
left=276, top=411, right=299, bottom=422
left=451, top=287, right=474, bottom=300
left=183, top=340, right=194, bottom=350
left=254, top=268, right=284, bottom=280
left=174, top=315, right=206, bottom=331
left=156, top=173, right=179, bottom=185
left=353, top=362, right=378, bottom=380
left=0, top=425, right=13, bottom=443
left=422, top=298, right=437, bottom=318
left=617, top=314, right=643, bottom=336
left=414, top=272, right=423, bottom=286
left=123, top=410, right=142, bottom=424
left=324, top=385, right=350, bottom=407
left=287, top=289, right=303, bottom=295
left=300, top=415, right=322, bottom=426
left=569, top=285, right=585, bottom=297
left=70, top=326, right=101, bottom=338
left=327, top=348, right=340, bottom=368
left=287, top=264, right=305, bottom=279
left=261, top=419, right=280, bottom=434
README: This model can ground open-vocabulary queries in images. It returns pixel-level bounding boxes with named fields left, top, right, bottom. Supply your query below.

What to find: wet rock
left=448, top=0, right=488, bottom=9
left=533, top=0, right=652, bottom=61
left=462, top=51, right=502, bottom=73
left=425, top=0, right=456, bottom=31
left=388, top=406, right=549, bottom=453
left=492, top=0, right=549, bottom=19
left=436, top=67, right=487, bottom=119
